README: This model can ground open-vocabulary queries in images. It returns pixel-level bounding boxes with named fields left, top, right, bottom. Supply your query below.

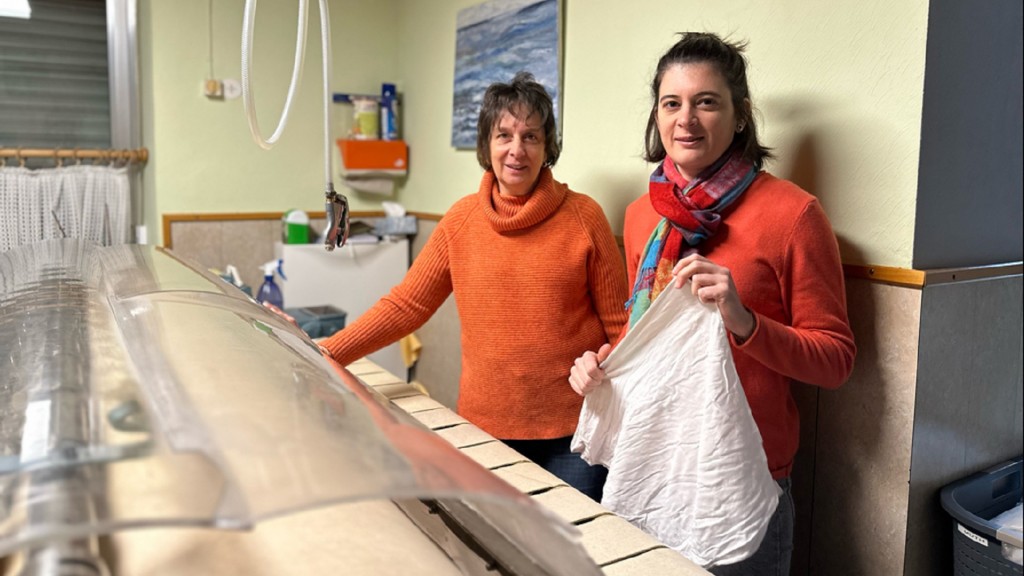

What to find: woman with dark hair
left=569, top=33, right=856, bottom=573
left=322, top=72, right=628, bottom=501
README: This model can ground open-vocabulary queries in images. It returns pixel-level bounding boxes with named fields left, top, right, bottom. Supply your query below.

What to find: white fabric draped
left=0, top=165, right=131, bottom=252
left=573, top=286, right=780, bottom=567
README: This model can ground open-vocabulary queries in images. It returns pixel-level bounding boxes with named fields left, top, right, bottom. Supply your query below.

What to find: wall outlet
left=203, top=79, right=223, bottom=99
left=222, top=78, right=241, bottom=100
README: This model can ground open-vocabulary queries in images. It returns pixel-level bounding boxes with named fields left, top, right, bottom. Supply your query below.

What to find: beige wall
left=394, top=0, right=929, bottom=268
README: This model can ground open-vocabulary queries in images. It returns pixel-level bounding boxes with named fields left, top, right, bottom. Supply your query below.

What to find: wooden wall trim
left=161, top=212, right=1022, bottom=286
left=842, top=264, right=926, bottom=288
left=162, top=210, right=386, bottom=249
left=407, top=211, right=443, bottom=222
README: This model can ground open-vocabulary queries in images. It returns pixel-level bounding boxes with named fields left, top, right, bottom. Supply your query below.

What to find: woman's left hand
left=672, top=253, right=756, bottom=341
left=262, top=301, right=299, bottom=327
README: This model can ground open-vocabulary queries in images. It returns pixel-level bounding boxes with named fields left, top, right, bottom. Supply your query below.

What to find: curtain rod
left=0, top=147, right=149, bottom=166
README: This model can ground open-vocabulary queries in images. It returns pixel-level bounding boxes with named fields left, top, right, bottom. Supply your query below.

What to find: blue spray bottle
left=256, top=259, right=286, bottom=309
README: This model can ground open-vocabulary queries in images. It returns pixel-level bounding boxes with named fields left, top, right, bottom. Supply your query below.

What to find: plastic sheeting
left=0, top=239, right=601, bottom=575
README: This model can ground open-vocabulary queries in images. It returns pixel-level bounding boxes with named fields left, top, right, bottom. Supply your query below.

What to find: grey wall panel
left=913, top=0, right=1023, bottom=269
left=906, top=275, right=1024, bottom=575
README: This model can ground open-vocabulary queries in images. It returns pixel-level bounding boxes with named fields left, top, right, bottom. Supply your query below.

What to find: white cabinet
left=277, top=240, right=409, bottom=380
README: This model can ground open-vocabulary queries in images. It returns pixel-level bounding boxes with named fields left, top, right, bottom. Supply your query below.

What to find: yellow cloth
left=399, top=333, right=422, bottom=367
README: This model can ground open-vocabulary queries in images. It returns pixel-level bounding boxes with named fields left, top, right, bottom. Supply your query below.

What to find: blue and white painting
left=451, top=0, right=561, bottom=149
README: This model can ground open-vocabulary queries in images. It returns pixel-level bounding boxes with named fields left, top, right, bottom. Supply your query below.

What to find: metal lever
left=324, top=186, right=350, bottom=250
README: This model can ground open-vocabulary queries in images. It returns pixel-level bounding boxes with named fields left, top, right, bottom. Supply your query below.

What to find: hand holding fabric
left=569, top=343, right=612, bottom=397
left=672, top=253, right=756, bottom=341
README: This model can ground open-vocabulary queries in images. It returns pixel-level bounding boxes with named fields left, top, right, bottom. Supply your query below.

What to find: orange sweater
left=623, top=172, right=856, bottom=478
left=322, top=168, right=629, bottom=439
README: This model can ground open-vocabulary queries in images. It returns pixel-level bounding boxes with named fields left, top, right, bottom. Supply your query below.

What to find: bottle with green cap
left=283, top=209, right=310, bottom=244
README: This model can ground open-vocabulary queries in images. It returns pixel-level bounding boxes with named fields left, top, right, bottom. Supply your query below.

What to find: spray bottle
left=256, top=259, right=286, bottom=309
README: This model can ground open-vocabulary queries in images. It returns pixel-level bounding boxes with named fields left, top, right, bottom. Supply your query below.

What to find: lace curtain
left=0, top=164, right=131, bottom=252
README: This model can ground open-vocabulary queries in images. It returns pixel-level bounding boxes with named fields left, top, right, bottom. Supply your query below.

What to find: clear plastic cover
left=0, top=239, right=601, bottom=575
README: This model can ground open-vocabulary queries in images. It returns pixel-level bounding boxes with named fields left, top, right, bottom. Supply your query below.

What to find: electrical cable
left=208, top=0, right=214, bottom=79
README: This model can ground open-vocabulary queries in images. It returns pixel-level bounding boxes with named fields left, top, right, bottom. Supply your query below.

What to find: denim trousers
left=709, top=477, right=794, bottom=576
left=502, top=436, right=608, bottom=502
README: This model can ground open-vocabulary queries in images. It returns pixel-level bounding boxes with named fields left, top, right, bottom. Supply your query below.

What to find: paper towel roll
left=342, top=177, right=394, bottom=196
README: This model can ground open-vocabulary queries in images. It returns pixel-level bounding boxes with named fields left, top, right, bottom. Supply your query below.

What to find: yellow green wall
left=139, top=0, right=400, bottom=238
left=395, top=0, right=929, bottom=268
left=142, top=0, right=929, bottom=268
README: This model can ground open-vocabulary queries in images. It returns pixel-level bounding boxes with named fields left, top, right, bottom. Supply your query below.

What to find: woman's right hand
left=672, top=252, right=756, bottom=341
left=569, top=343, right=612, bottom=396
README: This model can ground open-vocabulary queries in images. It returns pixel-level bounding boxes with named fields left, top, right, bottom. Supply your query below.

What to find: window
left=0, top=0, right=111, bottom=149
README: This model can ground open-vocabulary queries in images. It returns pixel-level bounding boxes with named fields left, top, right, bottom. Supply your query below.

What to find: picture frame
left=451, top=0, right=563, bottom=149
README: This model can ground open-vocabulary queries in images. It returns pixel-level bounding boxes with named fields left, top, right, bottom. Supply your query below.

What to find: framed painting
left=451, top=0, right=563, bottom=149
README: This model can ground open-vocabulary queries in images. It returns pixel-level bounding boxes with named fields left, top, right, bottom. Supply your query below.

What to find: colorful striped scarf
left=627, top=149, right=760, bottom=327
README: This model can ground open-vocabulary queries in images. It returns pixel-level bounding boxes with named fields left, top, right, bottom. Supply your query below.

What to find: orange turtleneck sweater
left=321, top=168, right=629, bottom=439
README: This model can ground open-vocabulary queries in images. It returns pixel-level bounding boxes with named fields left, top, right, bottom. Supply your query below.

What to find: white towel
left=572, top=286, right=779, bottom=568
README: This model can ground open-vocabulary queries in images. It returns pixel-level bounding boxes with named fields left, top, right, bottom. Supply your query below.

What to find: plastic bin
left=940, top=457, right=1023, bottom=575
left=284, top=305, right=347, bottom=339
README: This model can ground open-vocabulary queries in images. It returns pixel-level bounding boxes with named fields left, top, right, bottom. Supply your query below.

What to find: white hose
left=241, top=0, right=307, bottom=150
left=241, top=0, right=335, bottom=192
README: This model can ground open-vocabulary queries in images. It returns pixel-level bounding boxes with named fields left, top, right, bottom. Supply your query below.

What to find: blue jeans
left=502, top=436, right=608, bottom=502
left=709, top=477, right=794, bottom=576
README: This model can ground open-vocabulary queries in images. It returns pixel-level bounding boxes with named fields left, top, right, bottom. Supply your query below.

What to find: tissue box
left=374, top=216, right=417, bottom=236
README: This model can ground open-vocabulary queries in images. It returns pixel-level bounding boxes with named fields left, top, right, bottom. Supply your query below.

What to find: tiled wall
left=803, top=280, right=922, bottom=575
left=168, top=218, right=325, bottom=292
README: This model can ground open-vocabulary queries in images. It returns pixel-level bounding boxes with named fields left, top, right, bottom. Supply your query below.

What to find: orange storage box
left=337, top=139, right=408, bottom=175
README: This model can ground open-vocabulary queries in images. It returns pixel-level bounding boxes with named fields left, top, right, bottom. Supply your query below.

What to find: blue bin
left=940, top=457, right=1023, bottom=576
left=284, top=305, right=346, bottom=339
